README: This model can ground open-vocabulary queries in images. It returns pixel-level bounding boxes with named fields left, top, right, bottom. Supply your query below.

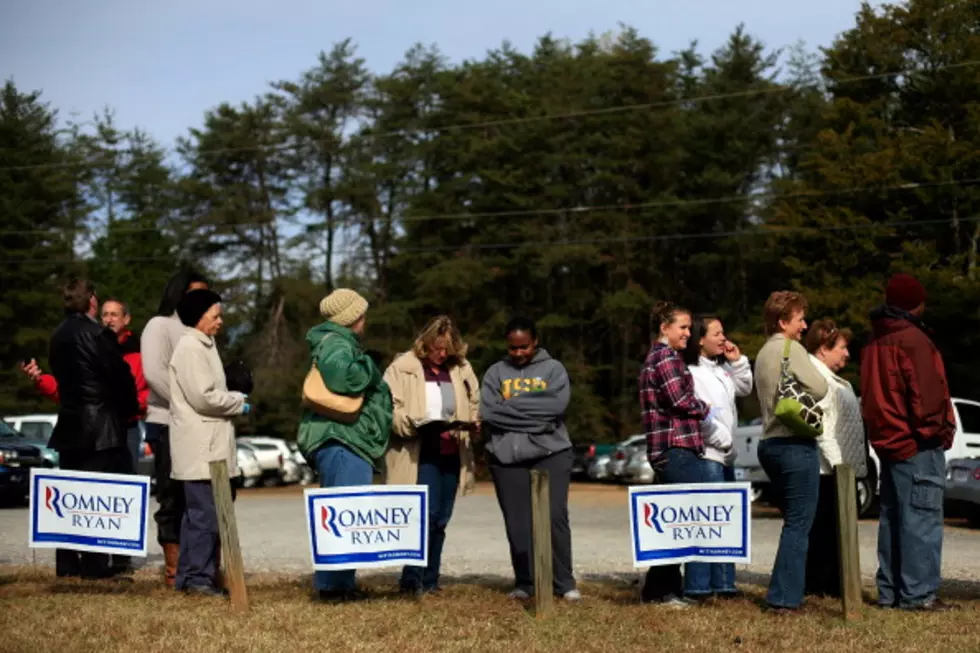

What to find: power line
left=1, top=176, right=977, bottom=237
left=2, top=58, right=979, bottom=174
left=3, top=214, right=973, bottom=265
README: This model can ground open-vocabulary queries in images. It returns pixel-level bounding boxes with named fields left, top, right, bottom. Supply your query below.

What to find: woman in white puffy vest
left=804, top=319, right=867, bottom=598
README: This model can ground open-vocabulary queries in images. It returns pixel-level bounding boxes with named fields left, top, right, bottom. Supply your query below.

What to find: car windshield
left=0, top=420, right=22, bottom=438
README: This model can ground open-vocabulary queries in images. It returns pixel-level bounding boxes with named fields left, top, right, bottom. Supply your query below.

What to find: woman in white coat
left=803, top=319, right=867, bottom=598
left=681, top=315, right=753, bottom=600
left=169, top=289, right=251, bottom=597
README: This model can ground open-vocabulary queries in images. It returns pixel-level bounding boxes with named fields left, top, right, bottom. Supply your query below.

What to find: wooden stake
left=530, top=468, right=553, bottom=617
left=210, top=460, right=249, bottom=612
left=835, top=464, right=862, bottom=620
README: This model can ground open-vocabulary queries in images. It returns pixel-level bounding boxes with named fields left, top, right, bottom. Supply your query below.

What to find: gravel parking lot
left=4, top=483, right=980, bottom=591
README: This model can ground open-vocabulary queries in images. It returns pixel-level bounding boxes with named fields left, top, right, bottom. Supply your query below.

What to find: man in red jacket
left=23, top=297, right=149, bottom=471
left=861, top=274, right=957, bottom=612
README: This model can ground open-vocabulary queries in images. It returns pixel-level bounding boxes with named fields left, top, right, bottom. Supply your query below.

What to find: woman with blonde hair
left=384, top=315, right=480, bottom=596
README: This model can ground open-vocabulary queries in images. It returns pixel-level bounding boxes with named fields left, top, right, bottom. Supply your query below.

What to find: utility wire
left=1, top=176, right=977, bottom=237
left=1, top=59, right=978, bottom=173
left=3, top=214, right=973, bottom=265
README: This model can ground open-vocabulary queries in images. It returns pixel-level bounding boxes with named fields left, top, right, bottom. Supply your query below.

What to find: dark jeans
left=641, top=447, right=703, bottom=602
left=146, top=423, right=184, bottom=546
left=489, top=448, right=576, bottom=595
left=401, top=453, right=460, bottom=591
left=805, top=475, right=840, bottom=597
left=876, top=447, right=945, bottom=608
left=757, top=437, right=819, bottom=609
left=313, top=443, right=374, bottom=592
left=684, top=461, right=737, bottom=596
left=55, top=447, right=131, bottom=578
left=176, top=479, right=236, bottom=590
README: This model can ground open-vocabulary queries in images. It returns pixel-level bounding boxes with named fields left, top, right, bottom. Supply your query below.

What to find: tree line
left=3, top=0, right=979, bottom=442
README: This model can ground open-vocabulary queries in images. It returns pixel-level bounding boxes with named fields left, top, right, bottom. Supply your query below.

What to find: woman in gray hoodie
left=481, top=317, right=580, bottom=602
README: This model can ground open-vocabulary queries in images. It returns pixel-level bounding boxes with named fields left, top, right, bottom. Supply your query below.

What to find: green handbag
left=773, top=339, right=824, bottom=438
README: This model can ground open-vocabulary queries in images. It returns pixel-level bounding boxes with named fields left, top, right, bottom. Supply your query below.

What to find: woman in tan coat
left=169, top=289, right=250, bottom=598
left=383, top=316, right=480, bottom=596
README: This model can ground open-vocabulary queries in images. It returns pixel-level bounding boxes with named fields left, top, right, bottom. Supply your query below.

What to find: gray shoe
left=507, top=588, right=531, bottom=600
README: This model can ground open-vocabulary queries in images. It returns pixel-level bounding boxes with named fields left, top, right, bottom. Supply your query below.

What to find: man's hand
left=21, top=359, right=42, bottom=382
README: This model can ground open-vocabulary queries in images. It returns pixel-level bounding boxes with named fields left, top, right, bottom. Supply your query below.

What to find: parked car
left=239, top=436, right=304, bottom=484
left=286, top=441, right=316, bottom=485
left=572, top=442, right=615, bottom=479
left=623, top=447, right=655, bottom=484
left=606, top=434, right=646, bottom=483
left=3, top=413, right=59, bottom=467
left=587, top=452, right=613, bottom=481
left=733, top=397, right=980, bottom=517
left=946, top=457, right=980, bottom=528
left=0, top=420, right=47, bottom=504
left=236, top=439, right=285, bottom=485
left=236, top=443, right=263, bottom=488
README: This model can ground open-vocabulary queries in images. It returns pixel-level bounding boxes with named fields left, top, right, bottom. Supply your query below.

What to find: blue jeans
left=876, top=448, right=945, bottom=608
left=400, top=453, right=460, bottom=590
left=312, top=443, right=373, bottom=592
left=126, top=425, right=142, bottom=475
left=684, top=461, right=737, bottom=596
left=641, top=447, right=703, bottom=601
left=757, top=437, right=819, bottom=609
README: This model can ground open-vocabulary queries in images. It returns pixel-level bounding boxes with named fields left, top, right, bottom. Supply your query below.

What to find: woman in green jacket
left=297, top=289, right=393, bottom=602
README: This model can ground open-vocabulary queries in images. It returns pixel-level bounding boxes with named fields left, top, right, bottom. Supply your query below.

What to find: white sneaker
left=661, top=596, right=691, bottom=609
left=507, top=589, right=531, bottom=600
left=562, top=589, right=583, bottom=602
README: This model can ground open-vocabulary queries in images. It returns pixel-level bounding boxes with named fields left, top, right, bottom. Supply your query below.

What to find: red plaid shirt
left=639, top=342, right=710, bottom=463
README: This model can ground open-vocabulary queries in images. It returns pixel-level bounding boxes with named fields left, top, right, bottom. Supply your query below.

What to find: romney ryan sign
left=29, top=468, right=151, bottom=557
left=628, top=482, right=751, bottom=566
left=304, top=485, right=428, bottom=571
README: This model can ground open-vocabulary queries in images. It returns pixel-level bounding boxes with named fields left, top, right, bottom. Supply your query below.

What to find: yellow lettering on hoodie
left=500, top=377, right=549, bottom=399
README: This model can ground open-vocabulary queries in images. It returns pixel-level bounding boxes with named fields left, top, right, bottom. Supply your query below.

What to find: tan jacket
left=168, top=329, right=246, bottom=481
left=754, top=333, right=829, bottom=440
left=382, top=352, right=480, bottom=495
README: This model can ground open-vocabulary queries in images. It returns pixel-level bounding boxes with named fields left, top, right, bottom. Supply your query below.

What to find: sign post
left=305, top=485, right=428, bottom=571
left=210, top=460, right=249, bottom=612
left=530, top=469, right=553, bottom=617
left=835, top=464, right=862, bottom=620
left=29, top=468, right=150, bottom=557
left=628, top=482, right=752, bottom=567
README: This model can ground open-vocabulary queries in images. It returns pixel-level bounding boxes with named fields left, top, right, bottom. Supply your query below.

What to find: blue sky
left=1, top=0, right=882, bottom=150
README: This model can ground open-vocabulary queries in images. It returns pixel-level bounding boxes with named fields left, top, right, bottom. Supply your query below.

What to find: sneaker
left=184, top=584, right=225, bottom=598
left=561, top=589, right=583, bottom=602
left=507, top=588, right=532, bottom=601
left=659, top=595, right=690, bottom=609
left=902, top=598, right=960, bottom=613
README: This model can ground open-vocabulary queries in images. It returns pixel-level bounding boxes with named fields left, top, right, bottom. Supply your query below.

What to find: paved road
left=4, top=484, right=980, bottom=589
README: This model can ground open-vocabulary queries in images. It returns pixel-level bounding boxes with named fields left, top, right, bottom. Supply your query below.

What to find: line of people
left=33, top=271, right=957, bottom=612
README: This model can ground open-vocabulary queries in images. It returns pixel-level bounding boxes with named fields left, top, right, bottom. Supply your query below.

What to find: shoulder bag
left=773, top=339, right=824, bottom=438
left=301, top=334, right=364, bottom=424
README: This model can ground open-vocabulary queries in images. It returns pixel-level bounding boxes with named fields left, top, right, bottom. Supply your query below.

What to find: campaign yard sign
left=29, top=468, right=151, bottom=557
left=305, top=485, right=428, bottom=571
left=628, top=482, right=751, bottom=566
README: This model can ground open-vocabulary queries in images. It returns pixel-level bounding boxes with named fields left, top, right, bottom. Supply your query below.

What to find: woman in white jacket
left=803, top=319, right=867, bottom=598
left=681, top=316, right=754, bottom=600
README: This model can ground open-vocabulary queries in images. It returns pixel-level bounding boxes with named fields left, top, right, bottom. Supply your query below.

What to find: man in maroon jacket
left=861, top=273, right=957, bottom=612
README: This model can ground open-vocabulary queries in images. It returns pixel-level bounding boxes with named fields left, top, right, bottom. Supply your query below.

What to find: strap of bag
left=311, top=333, right=336, bottom=367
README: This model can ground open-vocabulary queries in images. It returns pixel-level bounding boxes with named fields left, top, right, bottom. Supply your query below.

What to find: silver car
left=946, top=458, right=980, bottom=528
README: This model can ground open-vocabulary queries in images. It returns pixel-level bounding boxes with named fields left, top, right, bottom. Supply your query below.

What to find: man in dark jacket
left=861, top=273, right=957, bottom=612
left=48, top=279, right=140, bottom=579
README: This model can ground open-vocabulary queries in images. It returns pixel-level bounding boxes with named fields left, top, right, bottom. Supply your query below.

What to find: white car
left=236, top=439, right=286, bottom=486
left=236, top=444, right=263, bottom=488
left=607, top=434, right=646, bottom=482
left=734, top=397, right=980, bottom=516
left=239, top=436, right=303, bottom=484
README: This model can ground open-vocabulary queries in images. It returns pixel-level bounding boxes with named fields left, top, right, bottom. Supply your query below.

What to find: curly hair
left=762, top=291, right=808, bottom=336
left=412, top=315, right=469, bottom=366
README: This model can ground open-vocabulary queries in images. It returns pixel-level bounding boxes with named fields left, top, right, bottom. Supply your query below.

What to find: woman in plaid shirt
left=638, top=301, right=711, bottom=608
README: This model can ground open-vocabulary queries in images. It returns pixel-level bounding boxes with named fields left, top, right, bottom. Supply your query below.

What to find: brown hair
left=63, top=278, right=96, bottom=314
left=804, top=319, right=853, bottom=355
left=413, top=315, right=468, bottom=366
left=762, top=291, right=808, bottom=336
left=650, top=301, right=690, bottom=337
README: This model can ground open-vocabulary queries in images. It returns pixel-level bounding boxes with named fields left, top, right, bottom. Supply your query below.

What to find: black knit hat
left=177, top=289, right=222, bottom=327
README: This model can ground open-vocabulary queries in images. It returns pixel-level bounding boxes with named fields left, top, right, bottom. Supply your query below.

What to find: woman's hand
left=723, top=341, right=742, bottom=362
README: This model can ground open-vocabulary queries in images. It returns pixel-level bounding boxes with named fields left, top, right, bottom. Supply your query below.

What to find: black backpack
left=224, top=359, right=254, bottom=395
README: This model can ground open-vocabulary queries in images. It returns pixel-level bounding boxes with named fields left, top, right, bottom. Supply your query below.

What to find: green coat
left=296, top=321, right=392, bottom=468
